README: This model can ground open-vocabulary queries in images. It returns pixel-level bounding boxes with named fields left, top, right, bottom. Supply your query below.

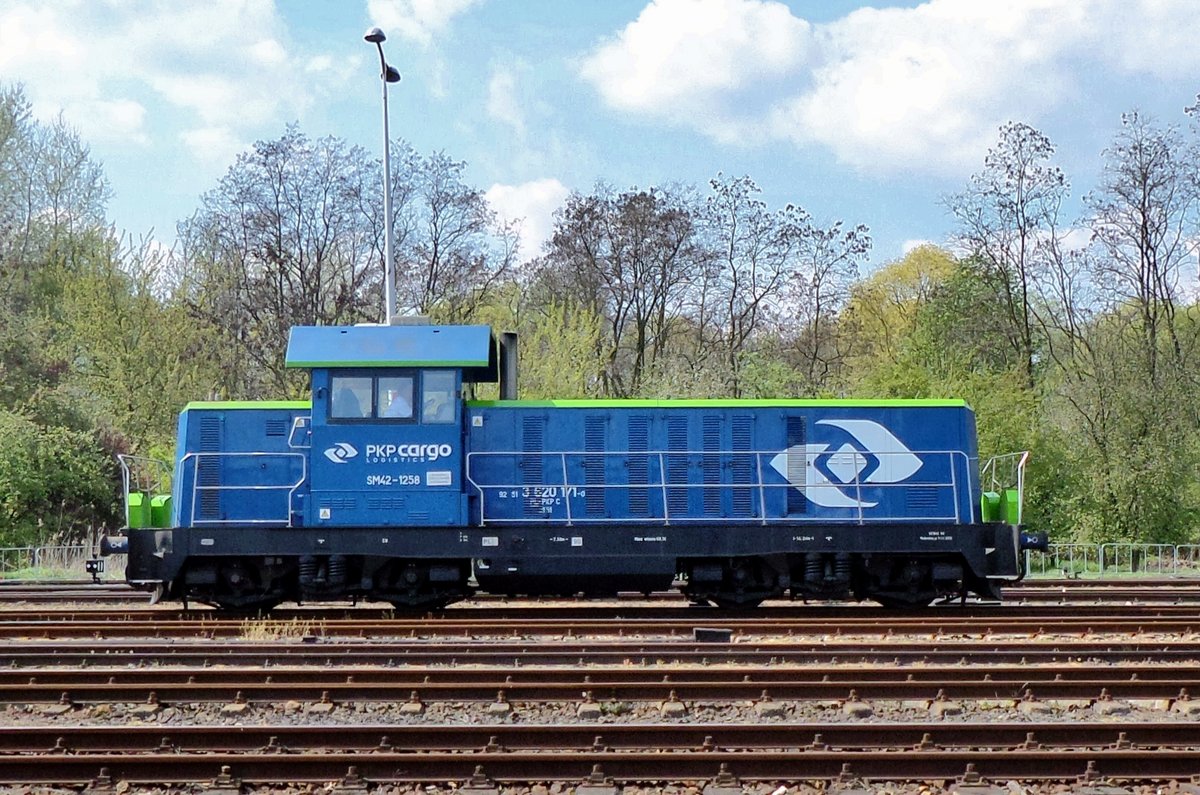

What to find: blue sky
left=4, top=0, right=1200, bottom=266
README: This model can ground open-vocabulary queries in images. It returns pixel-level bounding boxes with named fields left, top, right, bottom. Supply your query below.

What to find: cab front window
left=378, top=376, right=415, bottom=420
left=328, top=370, right=446, bottom=423
left=330, top=376, right=371, bottom=419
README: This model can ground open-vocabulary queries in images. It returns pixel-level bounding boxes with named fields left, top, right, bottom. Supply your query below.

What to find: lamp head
left=385, top=65, right=401, bottom=83
left=363, top=27, right=386, bottom=43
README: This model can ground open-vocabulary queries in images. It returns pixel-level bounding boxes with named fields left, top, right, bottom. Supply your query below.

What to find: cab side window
left=330, top=376, right=371, bottom=419
left=422, top=370, right=456, bottom=424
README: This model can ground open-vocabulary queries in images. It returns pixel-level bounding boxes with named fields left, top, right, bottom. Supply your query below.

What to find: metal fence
left=1026, top=543, right=1200, bottom=577
left=0, top=545, right=126, bottom=580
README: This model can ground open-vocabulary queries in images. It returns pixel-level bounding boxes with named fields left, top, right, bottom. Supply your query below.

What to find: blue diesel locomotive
left=104, top=323, right=1045, bottom=609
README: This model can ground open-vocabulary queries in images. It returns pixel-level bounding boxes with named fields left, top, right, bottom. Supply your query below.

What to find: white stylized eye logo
left=769, top=419, right=923, bottom=509
left=324, top=442, right=358, bottom=464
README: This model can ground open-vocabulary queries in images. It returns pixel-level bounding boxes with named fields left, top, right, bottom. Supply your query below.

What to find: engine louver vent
left=198, top=416, right=221, bottom=520
left=702, top=416, right=721, bottom=515
left=732, top=416, right=753, bottom=516
left=786, top=416, right=806, bottom=515
left=367, top=496, right=406, bottom=511
left=628, top=416, right=649, bottom=516
left=584, top=416, right=606, bottom=517
left=521, top=415, right=545, bottom=517
left=906, top=487, right=940, bottom=513
left=666, top=416, right=688, bottom=516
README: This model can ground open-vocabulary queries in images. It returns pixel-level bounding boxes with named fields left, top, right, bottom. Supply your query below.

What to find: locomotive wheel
left=682, top=556, right=780, bottom=609
left=199, top=560, right=283, bottom=612
left=378, top=560, right=468, bottom=611
left=863, top=558, right=938, bottom=609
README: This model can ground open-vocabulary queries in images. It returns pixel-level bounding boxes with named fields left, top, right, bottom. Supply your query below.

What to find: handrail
left=288, top=416, right=312, bottom=450
left=466, top=448, right=971, bottom=526
left=116, top=454, right=173, bottom=527
left=179, top=451, right=307, bottom=527
left=981, top=451, right=1029, bottom=524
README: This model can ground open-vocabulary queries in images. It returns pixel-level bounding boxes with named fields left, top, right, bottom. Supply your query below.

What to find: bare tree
left=948, top=122, right=1068, bottom=388
left=788, top=213, right=871, bottom=393
left=177, top=126, right=379, bottom=395
left=398, top=151, right=516, bottom=321
left=698, top=174, right=799, bottom=396
left=1085, top=111, right=1197, bottom=383
left=536, top=184, right=700, bottom=396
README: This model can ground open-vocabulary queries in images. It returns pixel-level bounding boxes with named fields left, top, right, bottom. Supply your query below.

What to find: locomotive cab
left=115, top=324, right=503, bottom=611
left=286, top=324, right=499, bottom=530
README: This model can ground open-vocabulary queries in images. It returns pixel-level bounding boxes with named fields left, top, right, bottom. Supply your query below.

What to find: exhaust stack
left=499, top=332, right=518, bottom=400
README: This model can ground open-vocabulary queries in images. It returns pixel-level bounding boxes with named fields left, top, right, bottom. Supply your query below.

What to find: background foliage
left=3, top=80, right=1200, bottom=547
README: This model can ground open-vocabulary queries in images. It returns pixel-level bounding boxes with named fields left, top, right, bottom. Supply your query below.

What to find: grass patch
left=0, top=548, right=126, bottom=581
left=239, top=617, right=323, bottom=641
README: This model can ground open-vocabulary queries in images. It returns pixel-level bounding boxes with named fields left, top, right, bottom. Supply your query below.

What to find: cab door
left=309, top=368, right=465, bottom=527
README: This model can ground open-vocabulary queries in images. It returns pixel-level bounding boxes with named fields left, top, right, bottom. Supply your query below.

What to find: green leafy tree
left=0, top=84, right=125, bottom=542
left=0, top=410, right=117, bottom=545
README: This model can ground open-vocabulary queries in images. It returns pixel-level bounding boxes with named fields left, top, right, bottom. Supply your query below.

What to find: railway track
left=5, top=638, right=1200, bottom=667
left=7, top=577, right=1200, bottom=606
left=9, top=747, right=1197, bottom=785
left=3, top=721, right=1194, bottom=754
left=4, top=669, right=1197, bottom=705
left=6, top=589, right=1200, bottom=788
left=3, top=605, right=1200, bottom=640
left=12, top=661, right=1200, bottom=687
left=3, top=722, right=1200, bottom=785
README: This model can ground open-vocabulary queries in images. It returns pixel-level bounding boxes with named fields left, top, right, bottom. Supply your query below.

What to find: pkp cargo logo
left=769, top=419, right=922, bottom=508
left=324, top=442, right=359, bottom=464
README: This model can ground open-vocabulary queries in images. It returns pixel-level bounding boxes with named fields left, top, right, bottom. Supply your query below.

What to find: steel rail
left=3, top=674, right=1195, bottom=704
left=9, top=577, right=1200, bottom=588
left=3, top=615, right=1200, bottom=639
left=4, top=748, right=1199, bottom=785
left=7, top=662, right=1200, bottom=688
left=8, top=578, right=1200, bottom=607
left=1, top=721, right=1195, bottom=754
left=4, top=639, right=1200, bottom=668
left=10, top=601, right=1200, bottom=620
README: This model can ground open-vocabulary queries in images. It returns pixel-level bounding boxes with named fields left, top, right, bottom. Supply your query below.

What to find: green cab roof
left=285, top=324, right=494, bottom=369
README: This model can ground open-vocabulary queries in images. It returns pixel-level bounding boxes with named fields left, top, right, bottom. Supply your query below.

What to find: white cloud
left=1061, top=226, right=1094, bottom=254
left=485, top=178, right=570, bottom=264
left=487, top=66, right=526, bottom=137
left=901, top=239, right=932, bottom=256
left=579, top=0, right=1200, bottom=174
left=81, top=99, right=150, bottom=146
left=366, top=0, right=484, bottom=47
left=180, top=127, right=246, bottom=170
left=249, top=38, right=288, bottom=67
left=0, top=1, right=347, bottom=149
left=579, top=0, right=810, bottom=141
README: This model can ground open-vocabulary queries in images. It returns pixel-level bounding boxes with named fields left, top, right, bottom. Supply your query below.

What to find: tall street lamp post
left=364, top=27, right=401, bottom=325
